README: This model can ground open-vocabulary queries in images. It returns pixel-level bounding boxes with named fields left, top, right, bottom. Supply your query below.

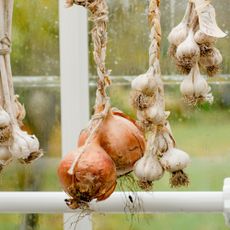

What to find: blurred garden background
left=0, top=0, right=229, bottom=229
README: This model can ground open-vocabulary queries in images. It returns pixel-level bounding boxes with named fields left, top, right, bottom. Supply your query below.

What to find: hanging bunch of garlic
left=58, top=0, right=147, bottom=210
left=0, top=0, right=42, bottom=172
left=132, top=0, right=190, bottom=190
left=168, top=0, right=226, bottom=105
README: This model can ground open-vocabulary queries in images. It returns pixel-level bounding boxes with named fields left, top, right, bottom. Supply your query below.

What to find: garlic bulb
left=131, top=68, right=157, bottom=94
left=0, top=108, right=12, bottom=145
left=194, top=30, right=216, bottom=45
left=199, top=47, right=222, bottom=77
left=159, top=148, right=190, bottom=172
left=0, top=146, right=12, bottom=171
left=168, top=23, right=188, bottom=47
left=132, top=92, right=155, bottom=111
left=180, top=64, right=213, bottom=105
left=10, top=127, right=42, bottom=163
left=168, top=2, right=192, bottom=46
left=134, top=153, right=164, bottom=189
left=137, top=104, right=166, bottom=125
left=176, top=29, right=200, bottom=73
left=0, top=108, right=11, bottom=127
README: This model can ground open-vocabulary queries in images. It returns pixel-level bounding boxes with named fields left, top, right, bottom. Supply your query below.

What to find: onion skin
left=57, top=143, right=117, bottom=208
left=78, top=109, right=145, bottom=176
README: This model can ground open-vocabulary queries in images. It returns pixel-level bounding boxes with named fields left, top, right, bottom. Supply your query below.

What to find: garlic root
left=159, top=148, right=190, bottom=187
left=170, top=170, right=189, bottom=188
left=134, top=153, right=164, bottom=191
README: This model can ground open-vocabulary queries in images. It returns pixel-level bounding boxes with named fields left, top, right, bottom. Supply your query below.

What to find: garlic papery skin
left=137, top=105, right=166, bottom=125
left=155, top=132, right=168, bottom=153
left=14, top=95, right=26, bottom=126
left=193, top=68, right=212, bottom=99
left=194, top=1, right=227, bottom=38
left=9, top=127, right=42, bottom=163
left=200, top=47, right=222, bottom=65
left=156, top=129, right=175, bottom=154
left=131, top=69, right=158, bottom=94
left=159, top=148, right=190, bottom=173
left=0, top=146, right=12, bottom=171
left=194, top=30, right=216, bottom=45
left=168, top=22, right=188, bottom=47
left=180, top=65, right=213, bottom=105
left=0, top=146, right=12, bottom=162
left=0, top=108, right=12, bottom=145
left=176, top=29, right=200, bottom=68
left=132, top=91, right=155, bottom=111
left=134, top=153, right=164, bottom=190
left=0, top=108, right=11, bottom=127
left=199, top=47, right=222, bottom=77
left=168, top=2, right=193, bottom=46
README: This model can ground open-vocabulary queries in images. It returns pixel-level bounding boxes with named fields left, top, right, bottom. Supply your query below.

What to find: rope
left=70, top=0, right=110, bottom=113
left=67, top=0, right=111, bottom=174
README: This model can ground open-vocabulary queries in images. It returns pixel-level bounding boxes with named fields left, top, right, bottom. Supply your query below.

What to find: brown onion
left=78, top=109, right=145, bottom=176
left=57, top=142, right=117, bottom=209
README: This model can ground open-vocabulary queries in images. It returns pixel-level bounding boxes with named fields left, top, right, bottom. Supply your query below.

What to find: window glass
left=0, top=0, right=62, bottom=229
left=89, top=0, right=230, bottom=229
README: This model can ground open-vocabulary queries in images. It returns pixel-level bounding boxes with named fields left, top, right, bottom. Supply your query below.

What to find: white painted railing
left=0, top=178, right=229, bottom=227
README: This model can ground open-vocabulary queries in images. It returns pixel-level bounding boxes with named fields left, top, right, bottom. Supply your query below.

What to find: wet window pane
left=0, top=0, right=61, bottom=229
left=0, top=0, right=229, bottom=229
left=90, top=0, right=230, bottom=229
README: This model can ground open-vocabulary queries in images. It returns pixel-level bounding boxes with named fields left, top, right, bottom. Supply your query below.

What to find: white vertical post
left=59, top=1, right=91, bottom=230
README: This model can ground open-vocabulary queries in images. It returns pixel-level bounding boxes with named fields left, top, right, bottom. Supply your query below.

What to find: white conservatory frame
left=0, top=2, right=229, bottom=230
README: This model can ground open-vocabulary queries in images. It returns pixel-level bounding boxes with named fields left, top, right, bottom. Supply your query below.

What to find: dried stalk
left=133, top=0, right=190, bottom=188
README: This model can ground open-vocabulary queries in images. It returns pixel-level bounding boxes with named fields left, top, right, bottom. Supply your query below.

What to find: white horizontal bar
left=0, top=192, right=223, bottom=214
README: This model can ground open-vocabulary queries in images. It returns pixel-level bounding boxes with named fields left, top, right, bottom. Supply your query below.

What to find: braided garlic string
left=133, top=0, right=190, bottom=189
left=0, top=0, right=42, bottom=169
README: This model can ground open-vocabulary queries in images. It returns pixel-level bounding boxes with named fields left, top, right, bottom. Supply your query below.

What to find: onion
left=78, top=109, right=145, bottom=176
left=57, top=142, right=117, bottom=209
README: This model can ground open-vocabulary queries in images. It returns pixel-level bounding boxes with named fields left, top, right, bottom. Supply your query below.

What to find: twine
left=71, top=0, right=110, bottom=112
left=67, top=0, right=111, bottom=174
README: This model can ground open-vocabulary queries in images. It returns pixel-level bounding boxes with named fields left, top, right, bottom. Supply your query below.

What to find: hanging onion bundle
left=0, top=0, right=42, bottom=172
left=78, top=108, right=145, bottom=176
left=131, top=0, right=190, bottom=190
left=168, top=0, right=226, bottom=105
left=58, top=0, right=145, bottom=209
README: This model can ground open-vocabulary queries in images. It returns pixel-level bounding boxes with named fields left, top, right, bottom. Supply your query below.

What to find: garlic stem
left=0, top=0, right=16, bottom=126
left=183, top=2, right=194, bottom=25
left=4, top=0, right=16, bottom=119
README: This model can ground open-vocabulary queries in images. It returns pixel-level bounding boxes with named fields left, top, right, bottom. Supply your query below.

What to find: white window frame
left=0, top=2, right=229, bottom=230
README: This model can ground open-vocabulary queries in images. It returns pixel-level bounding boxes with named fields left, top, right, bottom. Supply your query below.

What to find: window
left=0, top=0, right=229, bottom=229
left=0, top=0, right=62, bottom=229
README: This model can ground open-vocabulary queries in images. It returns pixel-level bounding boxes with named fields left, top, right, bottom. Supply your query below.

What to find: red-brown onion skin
left=57, top=142, right=117, bottom=203
left=78, top=110, right=145, bottom=176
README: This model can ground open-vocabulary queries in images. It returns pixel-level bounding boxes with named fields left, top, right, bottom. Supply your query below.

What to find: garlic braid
left=133, top=0, right=190, bottom=189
